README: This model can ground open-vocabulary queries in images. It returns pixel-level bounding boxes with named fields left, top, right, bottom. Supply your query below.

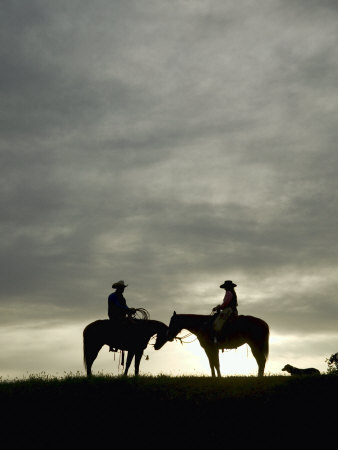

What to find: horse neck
left=144, top=319, right=167, bottom=337
left=175, top=314, right=206, bottom=335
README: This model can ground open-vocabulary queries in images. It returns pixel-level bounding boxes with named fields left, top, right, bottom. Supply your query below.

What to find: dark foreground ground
left=0, top=374, right=336, bottom=448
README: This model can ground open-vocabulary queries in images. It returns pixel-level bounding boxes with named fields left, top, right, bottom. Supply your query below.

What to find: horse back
left=235, top=315, right=269, bottom=332
left=219, top=314, right=269, bottom=346
left=83, top=318, right=164, bottom=350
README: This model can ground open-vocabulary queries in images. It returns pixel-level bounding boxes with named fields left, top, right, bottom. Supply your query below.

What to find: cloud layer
left=1, top=0, right=338, bottom=376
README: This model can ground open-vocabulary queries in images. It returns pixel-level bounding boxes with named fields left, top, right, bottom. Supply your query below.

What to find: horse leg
left=83, top=341, right=103, bottom=377
left=215, top=351, right=221, bottom=377
left=208, top=361, right=216, bottom=377
left=205, top=347, right=220, bottom=377
left=250, top=344, right=266, bottom=377
left=134, top=349, right=143, bottom=376
left=213, top=350, right=221, bottom=377
left=124, top=351, right=134, bottom=376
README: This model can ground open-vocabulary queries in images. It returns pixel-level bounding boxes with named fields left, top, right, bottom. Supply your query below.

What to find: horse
left=83, top=319, right=168, bottom=376
left=164, top=312, right=269, bottom=377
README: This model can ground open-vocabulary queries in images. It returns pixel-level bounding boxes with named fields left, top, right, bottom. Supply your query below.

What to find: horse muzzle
left=166, top=330, right=175, bottom=342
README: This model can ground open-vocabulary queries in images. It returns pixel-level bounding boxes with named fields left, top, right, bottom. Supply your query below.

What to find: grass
left=1, top=373, right=336, bottom=448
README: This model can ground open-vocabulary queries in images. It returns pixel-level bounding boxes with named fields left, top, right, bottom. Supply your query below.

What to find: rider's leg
left=108, top=317, right=121, bottom=351
left=214, top=308, right=232, bottom=343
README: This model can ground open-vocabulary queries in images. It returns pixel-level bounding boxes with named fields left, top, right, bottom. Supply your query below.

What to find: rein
left=119, top=350, right=125, bottom=367
left=133, top=308, right=150, bottom=320
left=175, top=332, right=197, bottom=344
left=173, top=311, right=216, bottom=344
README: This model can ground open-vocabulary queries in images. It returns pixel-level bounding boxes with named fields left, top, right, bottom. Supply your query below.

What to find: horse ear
left=173, top=311, right=176, bottom=316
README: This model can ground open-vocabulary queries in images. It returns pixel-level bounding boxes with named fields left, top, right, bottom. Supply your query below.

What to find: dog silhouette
left=282, top=364, right=320, bottom=376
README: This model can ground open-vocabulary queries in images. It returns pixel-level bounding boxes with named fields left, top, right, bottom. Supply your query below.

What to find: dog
left=282, top=364, right=320, bottom=376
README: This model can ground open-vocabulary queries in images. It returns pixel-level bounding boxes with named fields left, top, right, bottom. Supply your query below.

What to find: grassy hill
left=1, top=374, right=336, bottom=448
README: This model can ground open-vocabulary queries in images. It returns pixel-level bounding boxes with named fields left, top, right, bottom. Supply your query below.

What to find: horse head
left=153, top=323, right=170, bottom=350
left=167, top=311, right=182, bottom=342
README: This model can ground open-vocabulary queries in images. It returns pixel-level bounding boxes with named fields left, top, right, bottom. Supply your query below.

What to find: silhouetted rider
left=212, top=280, right=238, bottom=344
left=108, top=280, right=136, bottom=320
left=108, top=280, right=136, bottom=351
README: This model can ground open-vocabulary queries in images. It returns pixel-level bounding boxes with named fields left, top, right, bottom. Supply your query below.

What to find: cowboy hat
left=220, top=280, right=237, bottom=289
left=112, top=280, right=128, bottom=289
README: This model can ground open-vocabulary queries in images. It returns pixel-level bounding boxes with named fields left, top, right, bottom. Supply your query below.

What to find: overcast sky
left=1, top=0, right=338, bottom=378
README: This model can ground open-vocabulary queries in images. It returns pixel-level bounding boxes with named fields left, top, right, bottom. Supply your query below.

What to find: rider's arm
left=219, top=291, right=233, bottom=309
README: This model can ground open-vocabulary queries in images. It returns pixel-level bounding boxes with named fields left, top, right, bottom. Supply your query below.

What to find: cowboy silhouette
left=212, top=280, right=238, bottom=344
left=108, top=280, right=136, bottom=351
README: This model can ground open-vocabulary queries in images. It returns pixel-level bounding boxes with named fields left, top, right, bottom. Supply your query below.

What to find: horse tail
left=83, top=325, right=91, bottom=375
left=83, top=327, right=89, bottom=373
left=250, top=318, right=269, bottom=361
left=83, top=321, right=104, bottom=377
left=262, top=322, right=269, bottom=361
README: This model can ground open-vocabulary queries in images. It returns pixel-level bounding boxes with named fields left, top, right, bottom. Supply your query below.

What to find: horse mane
left=143, top=319, right=168, bottom=332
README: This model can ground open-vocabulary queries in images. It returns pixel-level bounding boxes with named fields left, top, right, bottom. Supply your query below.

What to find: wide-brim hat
left=112, top=280, right=128, bottom=289
left=220, top=280, right=237, bottom=289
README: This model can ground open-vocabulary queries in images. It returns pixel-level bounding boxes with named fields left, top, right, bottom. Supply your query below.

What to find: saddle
left=218, top=313, right=238, bottom=340
left=108, top=319, right=137, bottom=351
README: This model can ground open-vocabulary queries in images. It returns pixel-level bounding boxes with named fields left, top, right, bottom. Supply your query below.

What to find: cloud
left=1, top=0, right=338, bottom=376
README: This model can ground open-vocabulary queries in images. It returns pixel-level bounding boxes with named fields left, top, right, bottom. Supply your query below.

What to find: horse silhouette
left=83, top=319, right=168, bottom=376
left=162, top=312, right=269, bottom=377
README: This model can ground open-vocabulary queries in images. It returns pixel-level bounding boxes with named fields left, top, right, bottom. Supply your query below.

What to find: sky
left=1, top=0, right=338, bottom=378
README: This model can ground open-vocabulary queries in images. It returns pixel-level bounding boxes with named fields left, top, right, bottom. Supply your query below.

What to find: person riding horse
left=108, top=280, right=136, bottom=320
left=212, top=280, right=238, bottom=344
left=108, top=280, right=136, bottom=351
